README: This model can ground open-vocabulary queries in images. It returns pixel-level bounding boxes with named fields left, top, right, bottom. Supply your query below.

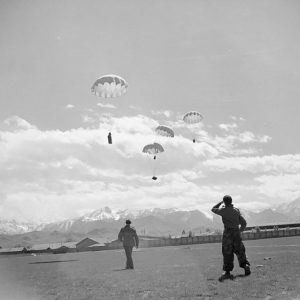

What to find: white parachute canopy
left=183, top=111, right=204, bottom=142
left=183, top=111, right=203, bottom=124
left=91, top=74, right=128, bottom=98
left=155, top=125, right=174, bottom=138
left=91, top=74, right=128, bottom=144
left=142, top=143, right=164, bottom=156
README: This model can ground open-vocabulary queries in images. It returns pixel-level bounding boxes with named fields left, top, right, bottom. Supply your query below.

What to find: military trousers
left=222, top=228, right=249, bottom=272
left=124, top=245, right=134, bottom=269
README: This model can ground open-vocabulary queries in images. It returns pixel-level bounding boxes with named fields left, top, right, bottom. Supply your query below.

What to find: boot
left=244, top=264, right=251, bottom=276
left=218, top=271, right=233, bottom=282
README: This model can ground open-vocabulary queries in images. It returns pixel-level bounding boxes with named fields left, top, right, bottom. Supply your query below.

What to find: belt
left=224, top=227, right=240, bottom=231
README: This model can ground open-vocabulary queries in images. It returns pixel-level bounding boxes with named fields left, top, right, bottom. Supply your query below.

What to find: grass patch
left=0, top=236, right=300, bottom=299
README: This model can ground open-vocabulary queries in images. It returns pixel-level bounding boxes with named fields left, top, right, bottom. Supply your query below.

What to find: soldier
left=212, top=195, right=251, bottom=281
left=118, top=219, right=139, bottom=269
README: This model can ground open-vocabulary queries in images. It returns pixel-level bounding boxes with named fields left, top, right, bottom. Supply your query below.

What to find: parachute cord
left=152, top=155, right=158, bottom=180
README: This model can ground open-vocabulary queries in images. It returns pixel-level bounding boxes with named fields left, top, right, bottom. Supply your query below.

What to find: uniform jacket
left=211, top=204, right=247, bottom=231
left=118, top=225, right=139, bottom=247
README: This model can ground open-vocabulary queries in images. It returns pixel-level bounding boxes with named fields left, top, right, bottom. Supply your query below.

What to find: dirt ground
left=0, top=236, right=300, bottom=300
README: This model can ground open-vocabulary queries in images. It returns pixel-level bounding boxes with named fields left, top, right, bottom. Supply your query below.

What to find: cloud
left=234, top=201, right=270, bottom=213
left=219, top=117, right=247, bottom=132
left=206, top=130, right=271, bottom=156
left=0, top=114, right=290, bottom=222
left=81, top=112, right=113, bottom=125
left=151, top=110, right=173, bottom=118
left=0, top=115, right=211, bottom=221
left=238, top=131, right=271, bottom=143
left=129, top=105, right=142, bottom=111
left=230, top=116, right=246, bottom=122
left=254, top=173, right=300, bottom=200
left=1, top=115, right=37, bottom=131
left=204, top=154, right=300, bottom=174
left=81, top=115, right=96, bottom=124
left=65, top=104, right=74, bottom=109
left=219, top=122, right=238, bottom=131
left=97, top=102, right=116, bottom=109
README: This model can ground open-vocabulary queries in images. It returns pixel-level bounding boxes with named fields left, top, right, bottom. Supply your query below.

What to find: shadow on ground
left=29, top=259, right=79, bottom=264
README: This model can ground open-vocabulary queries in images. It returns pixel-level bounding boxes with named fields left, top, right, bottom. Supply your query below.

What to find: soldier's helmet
left=125, top=219, right=131, bottom=225
left=223, top=195, right=232, bottom=205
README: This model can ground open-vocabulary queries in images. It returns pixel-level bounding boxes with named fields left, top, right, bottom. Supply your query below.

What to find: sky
left=0, top=0, right=300, bottom=223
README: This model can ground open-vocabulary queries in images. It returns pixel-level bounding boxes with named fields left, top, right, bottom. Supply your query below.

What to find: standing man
left=212, top=195, right=251, bottom=281
left=118, top=219, right=139, bottom=269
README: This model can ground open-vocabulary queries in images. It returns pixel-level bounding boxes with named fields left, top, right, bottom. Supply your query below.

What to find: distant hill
left=0, top=231, right=87, bottom=249
left=35, top=207, right=214, bottom=236
left=276, top=197, right=300, bottom=220
left=0, top=199, right=299, bottom=248
left=0, top=207, right=213, bottom=247
left=246, top=209, right=296, bottom=226
left=0, top=219, right=37, bottom=235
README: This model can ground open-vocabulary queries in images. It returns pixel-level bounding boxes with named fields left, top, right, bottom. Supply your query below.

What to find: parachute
left=142, top=143, right=164, bottom=156
left=183, top=111, right=204, bottom=143
left=91, top=74, right=128, bottom=144
left=155, top=125, right=174, bottom=138
left=142, top=143, right=164, bottom=180
left=91, top=74, right=128, bottom=98
left=183, top=111, right=203, bottom=124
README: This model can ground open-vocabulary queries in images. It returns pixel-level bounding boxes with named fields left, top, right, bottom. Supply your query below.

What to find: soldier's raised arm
left=211, top=200, right=224, bottom=215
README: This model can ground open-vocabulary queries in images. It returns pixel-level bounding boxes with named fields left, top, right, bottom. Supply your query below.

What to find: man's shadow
left=29, top=259, right=78, bottom=264
left=218, top=274, right=246, bottom=282
left=233, top=274, right=247, bottom=279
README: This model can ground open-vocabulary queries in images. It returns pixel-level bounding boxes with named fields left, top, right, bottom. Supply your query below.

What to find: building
left=0, top=247, right=29, bottom=255
left=76, top=238, right=98, bottom=249
left=75, top=237, right=107, bottom=252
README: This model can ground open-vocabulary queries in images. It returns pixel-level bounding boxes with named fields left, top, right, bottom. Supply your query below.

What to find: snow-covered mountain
left=35, top=219, right=77, bottom=233
left=0, top=207, right=212, bottom=236
left=276, top=197, right=300, bottom=219
left=0, top=220, right=37, bottom=235
left=80, top=207, right=179, bottom=221
left=1, top=198, right=300, bottom=235
left=34, top=207, right=180, bottom=234
left=80, top=207, right=121, bottom=222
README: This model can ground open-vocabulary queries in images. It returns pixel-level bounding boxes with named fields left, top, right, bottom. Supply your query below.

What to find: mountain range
left=0, top=198, right=299, bottom=248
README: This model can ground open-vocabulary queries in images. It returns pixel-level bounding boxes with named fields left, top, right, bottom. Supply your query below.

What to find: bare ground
left=0, top=236, right=300, bottom=300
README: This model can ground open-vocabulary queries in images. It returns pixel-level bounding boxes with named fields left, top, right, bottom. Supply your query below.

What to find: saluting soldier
left=118, top=219, right=139, bottom=269
left=212, top=195, right=251, bottom=281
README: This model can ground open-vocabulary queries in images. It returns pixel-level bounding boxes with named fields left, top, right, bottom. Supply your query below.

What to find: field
left=0, top=236, right=300, bottom=300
